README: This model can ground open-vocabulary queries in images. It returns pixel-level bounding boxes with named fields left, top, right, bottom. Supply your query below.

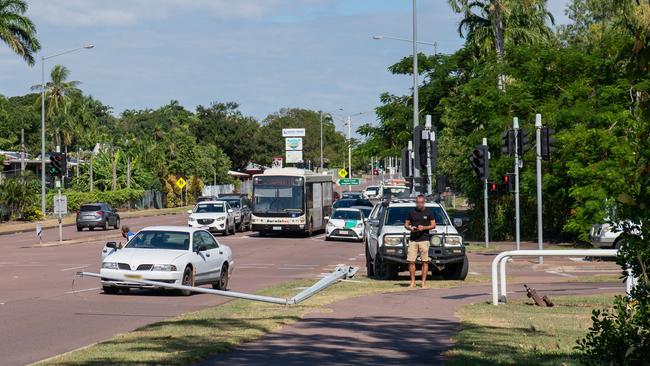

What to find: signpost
left=282, top=129, right=305, bottom=166
left=282, top=128, right=306, bottom=137
left=338, top=168, right=348, bottom=178
left=337, top=178, right=360, bottom=186
left=176, top=177, right=187, bottom=206
left=35, top=223, right=42, bottom=244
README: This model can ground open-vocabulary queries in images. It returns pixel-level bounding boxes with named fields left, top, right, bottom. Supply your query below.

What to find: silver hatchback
left=76, top=203, right=121, bottom=231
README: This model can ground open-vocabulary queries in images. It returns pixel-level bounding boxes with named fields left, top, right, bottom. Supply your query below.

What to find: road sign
left=282, top=128, right=305, bottom=137
left=176, top=177, right=187, bottom=190
left=36, top=223, right=42, bottom=238
left=53, top=195, right=67, bottom=215
left=285, top=137, right=303, bottom=151
left=338, top=178, right=360, bottom=186
left=338, top=168, right=348, bottom=178
left=272, top=156, right=283, bottom=168
left=286, top=150, right=303, bottom=163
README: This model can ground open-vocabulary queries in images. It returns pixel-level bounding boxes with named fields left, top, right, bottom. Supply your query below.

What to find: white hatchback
left=100, top=226, right=234, bottom=295
left=325, top=208, right=366, bottom=241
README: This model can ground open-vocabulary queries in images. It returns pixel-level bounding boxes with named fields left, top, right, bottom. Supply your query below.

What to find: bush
left=46, top=189, right=145, bottom=212
left=20, top=208, right=44, bottom=221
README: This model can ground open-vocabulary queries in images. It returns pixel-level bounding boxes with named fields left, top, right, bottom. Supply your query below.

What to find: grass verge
left=445, top=294, right=616, bottom=366
left=38, top=274, right=487, bottom=365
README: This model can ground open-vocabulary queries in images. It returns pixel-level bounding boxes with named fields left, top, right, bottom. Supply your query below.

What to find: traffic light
left=502, top=173, right=515, bottom=193
left=436, top=174, right=446, bottom=193
left=501, top=129, right=515, bottom=156
left=405, top=176, right=428, bottom=193
left=49, top=152, right=66, bottom=177
left=413, top=126, right=436, bottom=171
left=469, top=145, right=489, bottom=180
left=488, top=181, right=498, bottom=196
left=517, top=129, right=532, bottom=155
left=540, top=127, right=556, bottom=160
left=401, top=147, right=411, bottom=178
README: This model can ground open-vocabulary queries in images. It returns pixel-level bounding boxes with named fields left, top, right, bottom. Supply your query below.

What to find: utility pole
left=347, top=116, right=352, bottom=192
left=411, top=0, right=420, bottom=182
left=483, top=137, right=489, bottom=248
left=56, top=145, right=63, bottom=244
left=20, top=129, right=25, bottom=172
left=535, top=114, right=543, bottom=263
left=425, top=115, right=433, bottom=195
left=513, top=117, right=521, bottom=251
left=320, top=111, right=324, bottom=171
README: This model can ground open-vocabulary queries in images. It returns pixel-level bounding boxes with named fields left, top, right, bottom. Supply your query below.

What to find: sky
left=0, top=0, right=571, bottom=135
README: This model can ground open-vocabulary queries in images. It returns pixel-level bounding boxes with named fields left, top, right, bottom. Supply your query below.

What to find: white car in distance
left=363, top=186, right=379, bottom=199
left=100, top=226, right=234, bottom=295
left=325, top=208, right=366, bottom=241
left=187, top=201, right=236, bottom=235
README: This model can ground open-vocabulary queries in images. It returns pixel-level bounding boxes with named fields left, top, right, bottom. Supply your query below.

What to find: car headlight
left=445, top=235, right=463, bottom=247
left=151, top=264, right=177, bottom=271
left=102, top=262, right=119, bottom=270
left=216, top=216, right=225, bottom=221
left=383, top=236, right=404, bottom=246
left=188, top=217, right=195, bottom=222
left=356, top=222, right=364, bottom=229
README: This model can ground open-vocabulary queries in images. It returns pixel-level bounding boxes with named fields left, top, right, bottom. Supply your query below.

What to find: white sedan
left=325, top=208, right=366, bottom=242
left=100, top=226, right=234, bottom=295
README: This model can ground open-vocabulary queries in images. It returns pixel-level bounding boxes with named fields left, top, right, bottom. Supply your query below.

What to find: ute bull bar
left=77, top=265, right=359, bottom=306
left=380, top=233, right=465, bottom=265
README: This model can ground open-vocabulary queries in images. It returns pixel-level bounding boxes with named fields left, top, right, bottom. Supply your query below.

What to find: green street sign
left=338, top=178, right=361, bottom=186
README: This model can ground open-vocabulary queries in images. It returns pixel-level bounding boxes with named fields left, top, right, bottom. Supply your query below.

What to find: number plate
left=125, top=274, right=143, bottom=280
left=273, top=226, right=282, bottom=231
left=82, top=215, right=94, bottom=219
left=339, top=230, right=349, bottom=235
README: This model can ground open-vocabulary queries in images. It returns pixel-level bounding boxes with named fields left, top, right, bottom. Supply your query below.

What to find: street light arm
left=371, top=35, right=437, bottom=47
left=43, top=44, right=94, bottom=60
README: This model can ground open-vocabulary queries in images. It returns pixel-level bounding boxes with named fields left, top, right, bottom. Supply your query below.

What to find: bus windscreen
left=253, top=176, right=304, bottom=215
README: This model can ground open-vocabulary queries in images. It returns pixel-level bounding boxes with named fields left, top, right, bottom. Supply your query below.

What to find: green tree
left=0, top=0, right=40, bottom=65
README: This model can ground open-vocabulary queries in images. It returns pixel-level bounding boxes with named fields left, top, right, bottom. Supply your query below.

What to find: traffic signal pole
left=535, top=114, right=544, bottom=263
left=483, top=138, right=489, bottom=248
left=513, top=118, right=521, bottom=251
left=56, top=145, right=63, bottom=244
left=425, top=115, right=433, bottom=196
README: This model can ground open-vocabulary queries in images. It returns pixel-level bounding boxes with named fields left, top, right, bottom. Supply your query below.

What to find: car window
left=369, top=205, right=380, bottom=220
left=332, top=210, right=362, bottom=220
left=383, top=187, right=410, bottom=198
left=200, top=231, right=218, bottom=249
left=195, top=203, right=225, bottom=213
left=385, top=206, right=449, bottom=226
left=192, top=232, right=204, bottom=251
left=126, top=230, right=190, bottom=250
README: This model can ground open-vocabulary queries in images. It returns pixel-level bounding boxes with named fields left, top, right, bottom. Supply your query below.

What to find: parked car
left=342, top=191, right=363, bottom=200
left=100, top=226, right=234, bottom=295
left=364, top=198, right=467, bottom=280
left=332, top=198, right=373, bottom=210
left=325, top=208, right=366, bottom=241
left=363, top=186, right=380, bottom=199
left=76, top=203, right=120, bottom=231
left=218, top=194, right=252, bottom=231
left=187, top=201, right=236, bottom=235
left=351, top=205, right=373, bottom=219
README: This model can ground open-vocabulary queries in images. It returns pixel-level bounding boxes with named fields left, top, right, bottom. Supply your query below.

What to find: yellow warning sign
left=176, top=177, right=187, bottom=190
left=338, top=168, right=348, bottom=178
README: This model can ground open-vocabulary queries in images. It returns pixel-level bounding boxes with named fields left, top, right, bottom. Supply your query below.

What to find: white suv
left=187, top=201, right=236, bottom=235
left=364, top=198, right=467, bottom=280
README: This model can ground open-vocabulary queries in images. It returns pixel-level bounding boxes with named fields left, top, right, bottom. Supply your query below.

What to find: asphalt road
left=0, top=213, right=364, bottom=366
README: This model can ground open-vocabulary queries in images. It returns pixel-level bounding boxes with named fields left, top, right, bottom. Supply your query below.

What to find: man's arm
left=405, top=212, right=415, bottom=231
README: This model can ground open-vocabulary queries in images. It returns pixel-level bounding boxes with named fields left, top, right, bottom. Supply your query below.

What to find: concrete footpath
left=197, top=281, right=624, bottom=366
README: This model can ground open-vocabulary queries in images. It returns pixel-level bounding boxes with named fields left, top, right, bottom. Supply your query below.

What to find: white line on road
left=347, top=257, right=357, bottom=261
left=468, top=271, right=481, bottom=275
left=545, top=270, right=577, bottom=278
left=64, top=287, right=101, bottom=294
left=60, top=265, right=89, bottom=272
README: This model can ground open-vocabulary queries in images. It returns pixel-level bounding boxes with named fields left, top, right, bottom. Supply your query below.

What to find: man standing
left=404, top=194, right=436, bottom=288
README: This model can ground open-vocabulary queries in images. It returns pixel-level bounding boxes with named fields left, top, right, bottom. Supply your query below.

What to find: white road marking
left=60, top=265, right=89, bottom=271
left=64, top=287, right=101, bottom=294
left=546, top=270, right=576, bottom=278
left=468, top=271, right=481, bottom=275
left=569, top=257, right=587, bottom=262
left=598, top=287, right=623, bottom=290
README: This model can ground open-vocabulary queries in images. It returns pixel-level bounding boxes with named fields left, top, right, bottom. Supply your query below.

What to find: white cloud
left=27, top=0, right=333, bottom=27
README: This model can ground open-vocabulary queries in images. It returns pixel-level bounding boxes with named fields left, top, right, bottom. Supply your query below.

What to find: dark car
left=218, top=194, right=252, bottom=231
left=332, top=198, right=373, bottom=210
left=197, top=195, right=219, bottom=203
left=342, top=191, right=363, bottom=200
left=76, top=203, right=120, bottom=231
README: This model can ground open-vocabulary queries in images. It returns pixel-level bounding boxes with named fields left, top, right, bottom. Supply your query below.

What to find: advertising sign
left=285, top=137, right=303, bottom=151
left=282, top=128, right=306, bottom=137
left=272, top=156, right=283, bottom=169
left=286, top=150, right=303, bottom=163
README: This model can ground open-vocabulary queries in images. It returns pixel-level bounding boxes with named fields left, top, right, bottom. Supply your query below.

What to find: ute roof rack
left=381, top=195, right=441, bottom=206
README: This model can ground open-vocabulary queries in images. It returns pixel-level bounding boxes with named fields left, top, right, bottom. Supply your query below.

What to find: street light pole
left=412, top=0, right=420, bottom=185
left=320, top=112, right=324, bottom=171
left=347, top=116, right=352, bottom=192
left=40, top=44, right=94, bottom=214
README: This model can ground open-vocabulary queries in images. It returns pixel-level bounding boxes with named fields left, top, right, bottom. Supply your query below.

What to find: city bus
left=251, top=168, right=333, bottom=236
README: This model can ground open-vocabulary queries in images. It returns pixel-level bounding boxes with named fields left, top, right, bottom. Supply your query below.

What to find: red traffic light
left=503, top=175, right=509, bottom=183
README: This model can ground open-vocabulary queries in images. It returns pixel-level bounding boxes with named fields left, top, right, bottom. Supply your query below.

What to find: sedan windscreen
left=332, top=210, right=362, bottom=220
left=126, top=231, right=190, bottom=250
left=195, top=204, right=225, bottom=213
left=385, top=206, right=449, bottom=226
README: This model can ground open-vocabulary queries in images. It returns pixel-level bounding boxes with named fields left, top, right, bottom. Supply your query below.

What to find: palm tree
left=31, top=65, right=82, bottom=148
left=0, top=0, right=40, bottom=65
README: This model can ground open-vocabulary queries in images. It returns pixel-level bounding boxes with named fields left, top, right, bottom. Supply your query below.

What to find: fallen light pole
left=491, top=249, right=619, bottom=306
left=77, top=265, right=359, bottom=306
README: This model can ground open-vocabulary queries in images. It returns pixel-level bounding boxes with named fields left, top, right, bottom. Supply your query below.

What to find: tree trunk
left=492, top=0, right=506, bottom=91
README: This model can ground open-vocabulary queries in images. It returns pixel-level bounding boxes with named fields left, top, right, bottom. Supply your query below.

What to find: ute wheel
left=365, top=243, right=375, bottom=277
left=237, top=222, right=244, bottom=232
left=373, top=252, right=398, bottom=280
left=442, top=255, right=469, bottom=281
left=114, top=218, right=120, bottom=230
left=258, top=231, right=266, bottom=237
left=102, top=286, right=119, bottom=295
left=213, top=264, right=229, bottom=290
left=180, top=267, right=194, bottom=296
left=77, top=226, right=82, bottom=232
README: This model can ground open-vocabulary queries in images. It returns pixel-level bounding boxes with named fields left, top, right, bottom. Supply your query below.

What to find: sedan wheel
left=213, top=264, right=229, bottom=290
left=102, top=286, right=119, bottom=295
left=103, top=220, right=109, bottom=231
left=180, top=267, right=193, bottom=296
left=114, top=218, right=120, bottom=230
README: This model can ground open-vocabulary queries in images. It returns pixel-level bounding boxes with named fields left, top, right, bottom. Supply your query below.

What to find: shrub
left=46, top=189, right=145, bottom=212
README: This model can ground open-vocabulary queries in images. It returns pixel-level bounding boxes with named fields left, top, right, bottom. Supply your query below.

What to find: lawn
left=38, top=274, right=487, bottom=365
left=445, top=294, right=617, bottom=365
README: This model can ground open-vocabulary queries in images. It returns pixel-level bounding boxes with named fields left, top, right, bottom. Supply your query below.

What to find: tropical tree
left=31, top=65, right=81, bottom=149
left=0, top=0, right=40, bottom=65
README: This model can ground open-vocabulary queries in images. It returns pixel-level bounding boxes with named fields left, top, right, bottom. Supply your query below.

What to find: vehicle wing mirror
left=196, top=244, right=207, bottom=253
left=106, top=241, right=118, bottom=249
left=453, top=218, right=463, bottom=228
left=369, top=219, right=380, bottom=226
left=228, top=209, right=233, bottom=213
left=187, top=210, right=193, bottom=214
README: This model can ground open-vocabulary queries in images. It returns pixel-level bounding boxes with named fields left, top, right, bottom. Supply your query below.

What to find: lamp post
left=40, top=44, right=94, bottom=214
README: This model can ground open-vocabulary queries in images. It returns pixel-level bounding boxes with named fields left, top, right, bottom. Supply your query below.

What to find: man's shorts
left=407, top=239, right=430, bottom=262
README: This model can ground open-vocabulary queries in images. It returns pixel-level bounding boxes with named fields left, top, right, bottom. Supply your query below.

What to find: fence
left=202, top=184, right=235, bottom=197
left=127, top=190, right=163, bottom=210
